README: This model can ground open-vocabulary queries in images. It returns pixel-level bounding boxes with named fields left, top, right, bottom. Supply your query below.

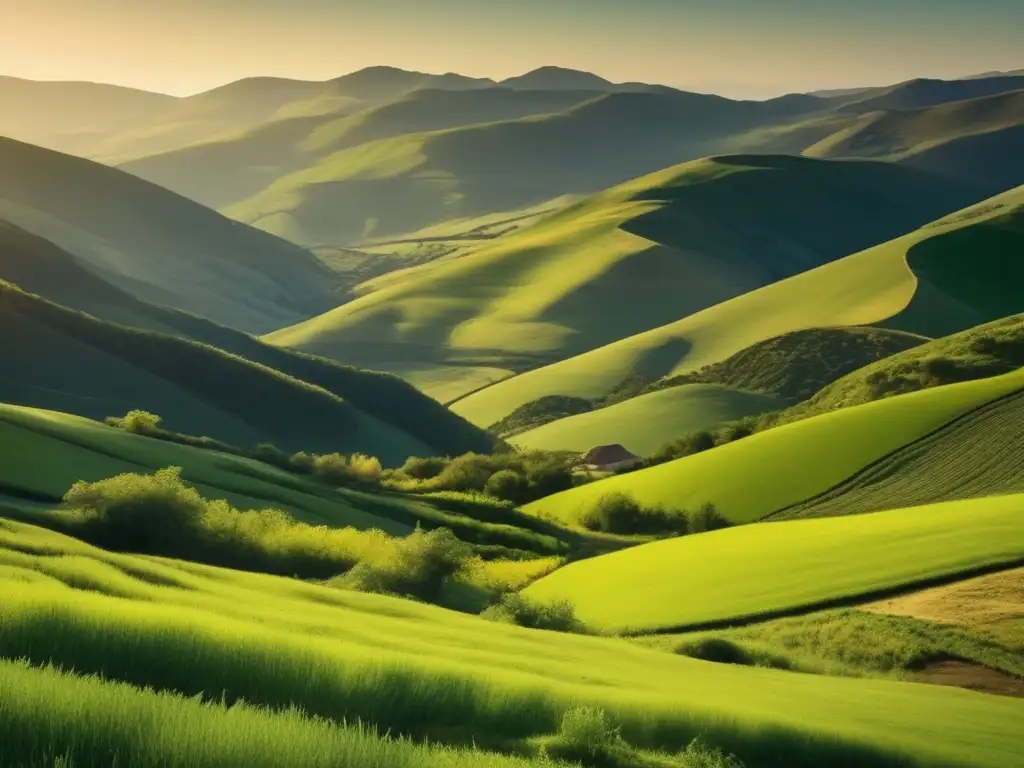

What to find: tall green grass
left=0, top=518, right=1021, bottom=768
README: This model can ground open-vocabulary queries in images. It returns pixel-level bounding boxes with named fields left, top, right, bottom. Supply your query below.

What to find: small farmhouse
left=579, top=444, right=640, bottom=472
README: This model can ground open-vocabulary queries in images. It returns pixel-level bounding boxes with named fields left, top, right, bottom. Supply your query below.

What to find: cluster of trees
left=646, top=421, right=757, bottom=467
left=579, top=491, right=731, bottom=537
left=382, top=451, right=581, bottom=505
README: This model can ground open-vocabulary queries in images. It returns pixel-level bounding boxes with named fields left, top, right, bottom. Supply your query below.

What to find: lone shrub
left=481, top=593, right=587, bottom=633
left=484, top=469, right=529, bottom=503
left=121, top=410, right=163, bottom=434
left=312, top=452, right=382, bottom=487
left=543, top=707, right=631, bottom=767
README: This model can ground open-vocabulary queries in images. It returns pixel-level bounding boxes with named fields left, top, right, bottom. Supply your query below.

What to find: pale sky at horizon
left=0, top=0, right=1021, bottom=100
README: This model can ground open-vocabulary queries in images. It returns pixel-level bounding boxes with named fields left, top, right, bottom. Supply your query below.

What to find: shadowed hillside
left=121, top=88, right=601, bottom=210
left=0, top=224, right=495, bottom=458
left=266, top=155, right=980, bottom=403
left=451, top=185, right=1023, bottom=428
left=837, top=75, right=1024, bottom=113
left=0, top=136, right=339, bottom=333
left=807, top=89, right=1024, bottom=195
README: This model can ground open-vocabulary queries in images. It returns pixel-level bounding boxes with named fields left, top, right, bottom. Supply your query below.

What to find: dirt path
left=912, top=660, right=1024, bottom=698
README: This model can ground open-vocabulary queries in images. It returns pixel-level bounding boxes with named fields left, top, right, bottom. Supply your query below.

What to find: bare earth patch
left=912, top=660, right=1024, bottom=698
left=862, top=566, right=1024, bottom=649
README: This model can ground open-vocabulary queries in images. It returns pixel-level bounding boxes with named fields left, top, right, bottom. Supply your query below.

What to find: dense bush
left=312, top=452, right=382, bottom=487
left=579, top=493, right=690, bottom=536
left=688, top=503, right=732, bottom=534
left=484, top=469, right=529, bottom=503
left=384, top=450, right=575, bottom=505
left=481, top=593, right=586, bottom=633
left=398, top=456, right=448, bottom=480
left=333, top=527, right=473, bottom=603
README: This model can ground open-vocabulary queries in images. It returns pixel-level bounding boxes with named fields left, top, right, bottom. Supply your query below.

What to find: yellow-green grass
left=524, top=494, right=1024, bottom=634
left=524, top=366, right=1024, bottom=527
left=267, top=155, right=974, bottom=403
left=864, top=567, right=1023, bottom=651
left=454, top=185, right=1023, bottom=428
left=771, top=388, right=1024, bottom=521
left=510, top=385, right=782, bottom=456
left=1, top=518, right=1022, bottom=768
left=0, top=660, right=541, bottom=768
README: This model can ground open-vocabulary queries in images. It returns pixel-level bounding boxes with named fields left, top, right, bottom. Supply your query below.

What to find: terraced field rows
left=771, top=387, right=1024, bottom=520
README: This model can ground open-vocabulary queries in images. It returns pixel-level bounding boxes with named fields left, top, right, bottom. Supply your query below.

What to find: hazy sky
left=1, top=0, right=1021, bottom=99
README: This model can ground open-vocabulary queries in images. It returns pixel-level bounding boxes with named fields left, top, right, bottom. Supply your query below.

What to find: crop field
left=772, top=388, right=1024, bottom=520
left=510, top=384, right=782, bottom=456
left=1, top=517, right=1023, bottom=768
left=523, top=494, right=1024, bottom=634
left=453, top=186, right=1022, bottom=428
left=524, top=367, right=1024, bottom=526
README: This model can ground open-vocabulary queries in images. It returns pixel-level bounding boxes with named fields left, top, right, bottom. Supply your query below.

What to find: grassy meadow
left=524, top=494, right=1024, bottom=633
left=1, top=517, right=1023, bottom=768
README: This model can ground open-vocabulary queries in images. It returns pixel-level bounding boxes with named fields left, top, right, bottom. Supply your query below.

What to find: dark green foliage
left=688, top=504, right=732, bottom=534
left=385, top=450, right=576, bottom=505
left=489, top=395, right=593, bottom=437
left=333, top=528, right=473, bottom=603
left=482, top=593, right=587, bottom=633
left=398, top=456, right=449, bottom=480
left=484, top=469, right=530, bottom=503
left=579, top=493, right=690, bottom=536
left=648, top=430, right=718, bottom=466
left=649, top=328, right=925, bottom=403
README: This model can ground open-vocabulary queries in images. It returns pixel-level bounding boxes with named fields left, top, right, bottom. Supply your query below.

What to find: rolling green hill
left=121, top=88, right=599, bottom=210
left=0, top=221, right=495, bottom=458
left=0, top=75, right=178, bottom=156
left=499, top=327, right=926, bottom=445
left=509, top=384, right=782, bottom=456
left=525, top=494, right=1024, bottom=634
left=267, top=155, right=979, bottom=401
left=222, top=91, right=832, bottom=246
left=836, top=75, right=1024, bottom=113
left=523, top=366, right=1024, bottom=527
left=0, top=277, right=499, bottom=461
left=0, top=136, right=339, bottom=333
left=807, top=89, right=1024, bottom=194
left=2, top=517, right=1022, bottom=768
left=787, top=313, right=1024, bottom=421
left=453, top=185, right=1024, bottom=428
left=770, top=387, right=1024, bottom=521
